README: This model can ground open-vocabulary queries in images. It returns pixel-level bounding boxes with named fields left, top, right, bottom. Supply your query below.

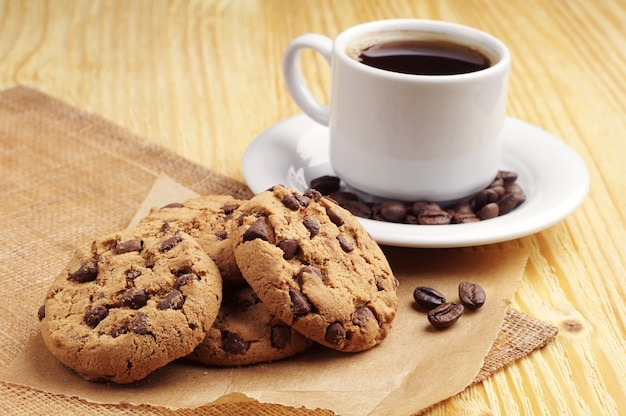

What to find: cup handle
left=282, top=34, right=332, bottom=126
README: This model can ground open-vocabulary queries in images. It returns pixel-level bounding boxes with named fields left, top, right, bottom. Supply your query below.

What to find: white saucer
left=242, top=115, right=589, bottom=248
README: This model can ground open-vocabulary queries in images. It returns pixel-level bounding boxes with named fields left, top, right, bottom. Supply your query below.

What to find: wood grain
left=0, top=1, right=624, bottom=415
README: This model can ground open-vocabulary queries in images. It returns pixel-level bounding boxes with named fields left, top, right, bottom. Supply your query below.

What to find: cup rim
left=334, top=19, right=511, bottom=81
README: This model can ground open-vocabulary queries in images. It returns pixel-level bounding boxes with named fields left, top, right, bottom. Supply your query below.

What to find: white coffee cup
left=282, top=19, right=510, bottom=202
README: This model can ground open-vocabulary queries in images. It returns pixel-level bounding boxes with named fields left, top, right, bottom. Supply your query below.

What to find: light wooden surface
left=1, top=1, right=624, bottom=415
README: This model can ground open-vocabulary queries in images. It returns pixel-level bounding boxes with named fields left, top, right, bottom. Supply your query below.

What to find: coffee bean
left=411, top=202, right=442, bottom=216
left=341, top=199, right=372, bottom=218
left=497, top=192, right=518, bottom=215
left=498, top=170, right=518, bottom=184
left=478, top=202, right=499, bottom=220
left=458, top=281, right=486, bottom=309
left=379, top=201, right=407, bottom=222
left=310, top=175, right=341, bottom=194
left=308, top=169, right=525, bottom=226
left=418, top=209, right=452, bottom=225
left=413, top=286, right=446, bottom=309
left=452, top=212, right=480, bottom=224
left=427, top=302, right=464, bottom=329
left=328, top=191, right=359, bottom=203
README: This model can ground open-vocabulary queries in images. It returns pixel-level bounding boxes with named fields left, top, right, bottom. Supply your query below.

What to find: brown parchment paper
left=1, top=174, right=529, bottom=416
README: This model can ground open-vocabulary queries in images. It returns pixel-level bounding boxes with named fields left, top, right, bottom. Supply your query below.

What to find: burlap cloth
left=0, top=86, right=557, bottom=415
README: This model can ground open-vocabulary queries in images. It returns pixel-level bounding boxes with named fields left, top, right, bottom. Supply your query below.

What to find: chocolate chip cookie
left=38, top=222, right=223, bottom=383
left=231, top=185, right=398, bottom=352
left=187, top=285, right=312, bottom=366
left=139, top=195, right=245, bottom=288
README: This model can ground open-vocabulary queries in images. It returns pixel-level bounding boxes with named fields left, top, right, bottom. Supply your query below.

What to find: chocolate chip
left=122, top=288, right=148, bottom=309
left=303, top=218, right=320, bottom=237
left=336, top=234, right=354, bottom=252
left=289, top=289, right=311, bottom=315
left=160, top=235, right=183, bottom=252
left=325, top=322, right=346, bottom=345
left=131, top=312, right=150, bottom=334
left=222, top=203, right=240, bottom=215
left=126, top=269, right=142, bottom=280
left=69, top=258, right=98, bottom=283
left=352, top=307, right=374, bottom=327
left=110, top=325, right=128, bottom=338
left=114, top=238, right=143, bottom=254
left=326, top=207, right=344, bottom=226
left=37, top=305, right=45, bottom=321
left=161, top=202, right=184, bottom=209
left=157, top=289, right=184, bottom=310
left=214, top=230, right=228, bottom=240
left=270, top=326, right=292, bottom=349
left=299, top=265, right=323, bottom=279
left=303, top=188, right=322, bottom=202
left=84, top=305, right=108, bottom=328
left=174, top=273, right=197, bottom=288
left=222, top=331, right=250, bottom=354
left=282, top=195, right=300, bottom=211
left=376, top=276, right=386, bottom=291
left=294, top=193, right=311, bottom=207
left=243, top=217, right=270, bottom=242
left=278, top=239, right=299, bottom=260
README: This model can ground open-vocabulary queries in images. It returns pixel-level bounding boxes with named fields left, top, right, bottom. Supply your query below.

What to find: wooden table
left=1, top=1, right=624, bottom=414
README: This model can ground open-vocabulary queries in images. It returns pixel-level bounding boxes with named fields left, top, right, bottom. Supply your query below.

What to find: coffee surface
left=358, top=39, right=491, bottom=75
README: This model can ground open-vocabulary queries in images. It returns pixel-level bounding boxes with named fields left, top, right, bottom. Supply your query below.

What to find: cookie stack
left=38, top=185, right=399, bottom=384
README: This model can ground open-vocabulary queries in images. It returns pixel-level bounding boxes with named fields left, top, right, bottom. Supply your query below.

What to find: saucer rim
left=242, top=114, right=589, bottom=248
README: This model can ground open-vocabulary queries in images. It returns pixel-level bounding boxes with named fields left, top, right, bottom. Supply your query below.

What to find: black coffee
left=358, top=39, right=491, bottom=75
